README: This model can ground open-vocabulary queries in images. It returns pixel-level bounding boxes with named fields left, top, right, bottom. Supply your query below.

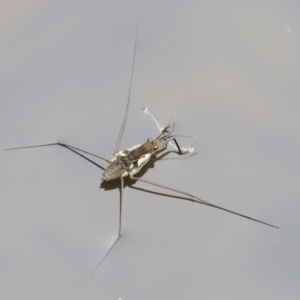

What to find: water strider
left=6, top=27, right=278, bottom=274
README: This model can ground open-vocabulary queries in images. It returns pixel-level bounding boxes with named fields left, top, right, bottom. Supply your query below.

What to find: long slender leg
left=60, top=145, right=106, bottom=170
left=114, top=25, right=138, bottom=155
left=119, top=176, right=124, bottom=236
left=5, top=142, right=110, bottom=163
left=91, top=26, right=138, bottom=273
left=130, top=175, right=279, bottom=229
left=91, top=176, right=124, bottom=275
left=6, top=143, right=106, bottom=170
left=60, top=143, right=110, bottom=162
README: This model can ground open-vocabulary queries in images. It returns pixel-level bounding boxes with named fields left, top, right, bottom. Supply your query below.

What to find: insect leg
left=119, top=176, right=124, bottom=237
left=156, top=150, right=197, bottom=161
left=5, top=142, right=110, bottom=163
left=59, top=143, right=110, bottom=162
left=158, top=136, right=183, bottom=155
left=6, top=143, right=107, bottom=170
left=130, top=175, right=279, bottom=229
left=171, top=138, right=183, bottom=155
left=166, top=136, right=195, bottom=156
left=59, top=145, right=106, bottom=170
left=91, top=176, right=124, bottom=275
left=114, top=25, right=138, bottom=155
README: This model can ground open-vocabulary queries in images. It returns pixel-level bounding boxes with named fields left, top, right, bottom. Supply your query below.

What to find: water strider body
left=102, top=130, right=183, bottom=181
left=5, top=26, right=278, bottom=274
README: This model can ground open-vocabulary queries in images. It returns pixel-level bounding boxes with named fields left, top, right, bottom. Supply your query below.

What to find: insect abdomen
left=102, top=156, right=130, bottom=181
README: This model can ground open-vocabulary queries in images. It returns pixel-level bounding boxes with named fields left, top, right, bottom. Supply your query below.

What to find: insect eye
left=147, top=138, right=153, bottom=142
left=153, top=145, right=158, bottom=150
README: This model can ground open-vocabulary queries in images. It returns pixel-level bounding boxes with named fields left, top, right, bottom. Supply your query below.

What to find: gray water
left=1, top=1, right=300, bottom=299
